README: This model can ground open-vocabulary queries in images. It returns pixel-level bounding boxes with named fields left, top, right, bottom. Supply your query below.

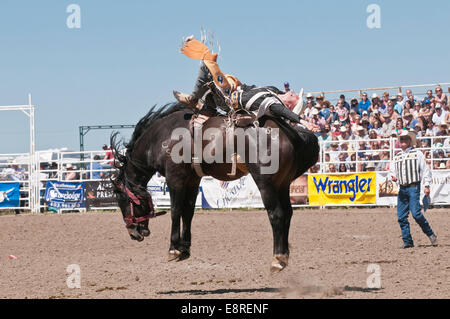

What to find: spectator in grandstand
left=395, top=118, right=406, bottom=134
left=327, top=164, right=337, bottom=173
left=320, top=100, right=331, bottom=121
left=350, top=98, right=359, bottom=114
left=331, top=121, right=341, bottom=137
left=381, top=91, right=390, bottom=107
left=338, top=126, right=351, bottom=141
left=309, top=164, right=320, bottom=173
left=103, top=144, right=114, bottom=166
left=338, top=163, right=348, bottom=173
left=365, top=162, right=376, bottom=172
left=284, top=82, right=290, bottom=93
left=354, top=126, right=368, bottom=141
left=348, top=110, right=359, bottom=129
left=318, top=127, right=332, bottom=149
left=303, top=100, right=315, bottom=120
left=425, top=120, right=436, bottom=136
left=423, top=90, right=434, bottom=105
left=405, top=89, right=419, bottom=104
left=64, top=164, right=79, bottom=181
left=329, top=143, right=340, bottom=162
left=372, top=154, right=385, bottom=171
left=434, top=86, right=447, bottom=106
left=414, top=124, right=424, bottom=138
left=412, top=102, right=422, bottom=119
left=432, top=105, right=447, bottom=125
left=358, top=92, right=371, bottom=115
left=310, top=108, right=326, bottom=129
left=89, top=155, right=106, bottom=180
left=315, top=95, right=324, bottom=109
left=336, top=100, right=349, bottom=123
left=339, top=95, right=350, bottom=110
left=382, top=114, right=395, bottom=137
left=368, top=129, right=379, bottom=141
left=327, top=104, right=340, bottom=124
left=394, top=94, right=404, bottom=114
left=404, top=112, right=419, bottom=130
left=371, top=93, right=381, bottom=110
left=372, top=118, right=383, bottom=136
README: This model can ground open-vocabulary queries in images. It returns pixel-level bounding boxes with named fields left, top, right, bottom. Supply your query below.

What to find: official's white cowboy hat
left=399, top=129, right=417, bottom=146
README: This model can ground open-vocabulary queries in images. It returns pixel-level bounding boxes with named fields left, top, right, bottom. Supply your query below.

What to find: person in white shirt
left=389, top=130, right=437, bottom=249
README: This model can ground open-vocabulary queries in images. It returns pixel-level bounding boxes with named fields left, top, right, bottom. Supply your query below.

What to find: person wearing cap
left=338, top=126, right=350, bottom=141
left=403, top=112, right=418, bottom=130
left=381, top=113, right=395, bottom=137
left=397, top=92, right=406, bottom=108
left=389, top=130, right=437, bottom=249
left=432, top=104, right=447, bottom=125
left=371, top=93, right=380, bottom=109
left=284, top=82, right=290, bottom=93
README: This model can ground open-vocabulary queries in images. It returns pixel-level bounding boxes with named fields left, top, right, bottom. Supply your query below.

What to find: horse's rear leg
left=261, top=186, right=293, bottom=273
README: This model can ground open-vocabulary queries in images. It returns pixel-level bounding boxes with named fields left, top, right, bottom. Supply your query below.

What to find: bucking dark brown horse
left=111, top=102, right=319, bottom=272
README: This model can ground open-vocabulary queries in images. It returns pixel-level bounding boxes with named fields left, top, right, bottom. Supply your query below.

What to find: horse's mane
left=110, top=102, right=188, bottom=194
left=126, top=102, right=187, bottom=154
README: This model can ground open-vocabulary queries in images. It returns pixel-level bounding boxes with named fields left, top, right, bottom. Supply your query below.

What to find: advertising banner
left=200, top=176, right=263, bottom=209
left=290, top=176, right=308, bottom=205
left=0, top=182, right=20, bottom=208
left=44, top=181, right=85, bottom=209
left=376, top=170, right=450, bottom=206
left=85, top=181, right=117, bottom=209
left=308, top=172, right=377, bottom=206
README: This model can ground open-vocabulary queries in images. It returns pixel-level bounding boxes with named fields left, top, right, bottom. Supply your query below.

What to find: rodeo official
left=389, top=130, right=438, bottom=249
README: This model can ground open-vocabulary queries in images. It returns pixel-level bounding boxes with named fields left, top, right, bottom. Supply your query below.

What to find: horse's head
left=112, top=179, right=154, bottom=242
left=110, top=132, right=157, bottom=242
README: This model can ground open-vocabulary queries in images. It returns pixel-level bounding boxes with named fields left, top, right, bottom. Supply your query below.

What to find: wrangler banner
left=308, top=172, right=377, bottom=206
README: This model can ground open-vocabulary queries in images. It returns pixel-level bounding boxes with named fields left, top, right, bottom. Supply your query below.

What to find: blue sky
left=1, top=0, right=449, bottom=153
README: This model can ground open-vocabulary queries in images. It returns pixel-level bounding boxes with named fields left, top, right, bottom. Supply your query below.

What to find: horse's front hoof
left=176, top=251, right=190, bottom=262
left=168, top=250, right=181, bottom=262
left=270, top=255, right=289, bottom=273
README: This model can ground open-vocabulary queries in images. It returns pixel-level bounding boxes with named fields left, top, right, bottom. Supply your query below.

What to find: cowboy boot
left=173, top=91, right=199, bottom=107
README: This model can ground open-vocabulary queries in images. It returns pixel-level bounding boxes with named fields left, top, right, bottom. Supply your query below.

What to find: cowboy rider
left=173, top=36, right=318, bottom=132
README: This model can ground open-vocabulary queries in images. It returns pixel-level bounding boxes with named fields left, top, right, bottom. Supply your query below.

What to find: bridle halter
left=121, top=184, right=156, bottom=229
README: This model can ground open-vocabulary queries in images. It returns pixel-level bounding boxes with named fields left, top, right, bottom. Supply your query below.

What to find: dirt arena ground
left=1, top=208, right=449, bottom=299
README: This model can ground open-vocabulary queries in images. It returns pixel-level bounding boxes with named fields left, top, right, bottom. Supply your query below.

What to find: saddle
left=189, top=109, right=256, bottom=178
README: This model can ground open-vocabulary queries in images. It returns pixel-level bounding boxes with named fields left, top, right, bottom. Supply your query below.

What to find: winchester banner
left=308, top=172, right=377, bottom=206
left=44, top=181, right=85, bottom=209
left=0, top=182, right=20, bottom=208
left=200, top=176, right=263, bottom=209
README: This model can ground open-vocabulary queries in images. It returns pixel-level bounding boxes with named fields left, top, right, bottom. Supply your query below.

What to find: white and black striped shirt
left=389, top=147, right=432, bottom=187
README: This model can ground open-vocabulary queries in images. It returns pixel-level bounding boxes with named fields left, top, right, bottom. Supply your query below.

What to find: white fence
left=0, top=133, right=448, bottom=213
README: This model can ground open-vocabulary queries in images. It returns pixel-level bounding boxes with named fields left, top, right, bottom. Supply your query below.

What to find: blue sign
left=44, top=181, right=85, bottom=209
left=0, top=183, right=20, bottom=208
